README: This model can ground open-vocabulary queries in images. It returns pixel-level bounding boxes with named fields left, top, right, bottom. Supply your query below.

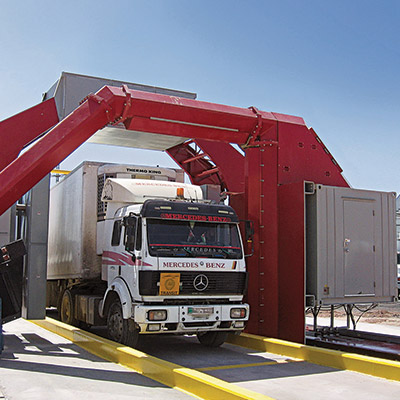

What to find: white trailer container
left=48, top=162, right=103, bottom=280
left=47, top=162, right=185, bottom=280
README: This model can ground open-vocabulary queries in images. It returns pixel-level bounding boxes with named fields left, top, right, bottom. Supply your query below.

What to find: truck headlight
left=147, top=310, right=167, bottom=321
left=233, top=321, right=245, bottom=328
left=147, top=323, right=161, bottom=331
left=230, top=308, right=246, bottom=319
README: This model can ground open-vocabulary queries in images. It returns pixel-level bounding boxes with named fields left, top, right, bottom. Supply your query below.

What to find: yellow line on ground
left=226, top=332, right=400, bottom=382
left=31, top=318, right=274, bottom=400
left=197, top=359, right=298, bottom=371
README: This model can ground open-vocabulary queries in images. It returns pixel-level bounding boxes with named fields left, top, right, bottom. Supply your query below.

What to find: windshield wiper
left=150, top=245, right=194, bottom=257
left=150, top=247, right=175, bottom=257
left=183, top=247, right=194, bottom=257
left=214, top=250, right=230, bottom=259
left=211, top=248, right=239, bottom=259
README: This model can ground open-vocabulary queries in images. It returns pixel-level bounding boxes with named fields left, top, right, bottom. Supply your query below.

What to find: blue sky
left=1, top=0, right=399, bottom=193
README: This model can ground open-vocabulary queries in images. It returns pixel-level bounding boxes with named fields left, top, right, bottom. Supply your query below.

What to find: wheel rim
left=60, top=291, right=73, bottom=324
left=108, top=304, right=124, bottom=342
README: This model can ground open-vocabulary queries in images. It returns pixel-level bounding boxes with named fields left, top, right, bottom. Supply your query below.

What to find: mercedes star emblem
left=193, top=274, right=209, bottom=291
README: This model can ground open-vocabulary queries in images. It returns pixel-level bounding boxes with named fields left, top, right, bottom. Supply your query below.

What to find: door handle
left=344, top=238, right=351, bottom=252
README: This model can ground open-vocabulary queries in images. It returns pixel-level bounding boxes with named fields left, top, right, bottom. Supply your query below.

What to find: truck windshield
left=147, top=219, right=242, bottom=259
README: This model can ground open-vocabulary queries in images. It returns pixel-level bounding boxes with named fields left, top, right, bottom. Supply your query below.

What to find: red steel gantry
left=0, top=84, right=348, bottom=343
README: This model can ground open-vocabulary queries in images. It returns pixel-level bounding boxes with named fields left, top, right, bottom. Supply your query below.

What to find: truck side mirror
left=244, top=220, right=254, bottom=258
left=124, top=216, right=136, bottom=227
left=245, top=220, right=254, bottom=241
left=124, top=216, right=136, bottom=253
left=135, top=217, right=142, bottom=251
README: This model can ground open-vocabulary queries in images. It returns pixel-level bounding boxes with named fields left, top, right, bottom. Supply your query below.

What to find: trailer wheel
left=197, top=331, right=228, bottom=347
left=60, top=289, right=77, bottom=325
left=107, top=300, right=138, bottom=347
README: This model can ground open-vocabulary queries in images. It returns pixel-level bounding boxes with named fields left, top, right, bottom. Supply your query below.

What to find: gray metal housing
left=306, top=184, right=397, bottom=305
left=42, top=72, right=197, bottom=151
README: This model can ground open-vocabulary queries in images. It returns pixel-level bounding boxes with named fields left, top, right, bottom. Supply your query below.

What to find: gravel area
left=312, top=301, right=400, bottom=326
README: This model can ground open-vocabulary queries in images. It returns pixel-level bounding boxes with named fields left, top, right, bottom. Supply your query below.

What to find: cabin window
left=111, top=220, right=122, bottom=246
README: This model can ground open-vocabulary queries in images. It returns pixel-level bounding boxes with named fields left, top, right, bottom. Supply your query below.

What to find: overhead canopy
left=89, top=124, right=188, bottom=150
left=43, top=72, right=197, bottom=150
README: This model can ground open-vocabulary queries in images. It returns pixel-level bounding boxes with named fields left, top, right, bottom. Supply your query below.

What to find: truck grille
left=139, top=271, right=247, bottom=296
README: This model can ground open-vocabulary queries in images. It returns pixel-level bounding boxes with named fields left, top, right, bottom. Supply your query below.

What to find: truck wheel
left=107, top=300, right=139, bottom=347
left=60, top=289, right=77, bottom=325
left=197, top=331, right=228, bottom=347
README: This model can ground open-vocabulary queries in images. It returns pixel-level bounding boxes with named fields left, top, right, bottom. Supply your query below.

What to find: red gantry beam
left=115, top=86, right=278, bottom=144
left=0, top=85, right=268, bottom=215
left=0, top=98, right=59, bottom=172
left=0, top=88, right=124, bottom=215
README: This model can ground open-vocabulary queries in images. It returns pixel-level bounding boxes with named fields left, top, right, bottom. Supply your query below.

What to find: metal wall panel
left=0, top=210, right=10, bottom=246
left=342, top=198, right=375, bottom=296
left=22, top=176, right=50, bottom=319
left=396, top=195, right=400, bottom=253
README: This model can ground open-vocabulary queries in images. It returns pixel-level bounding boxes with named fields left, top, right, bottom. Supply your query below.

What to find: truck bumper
left=133, top=303, right=249, bottom=334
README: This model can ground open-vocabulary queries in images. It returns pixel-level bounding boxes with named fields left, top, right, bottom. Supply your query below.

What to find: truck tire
left=197, top=331, right=228, bottom=347
left=107, top=300, right=139, bottom=347
left=60, top=289, right=77, bottom=326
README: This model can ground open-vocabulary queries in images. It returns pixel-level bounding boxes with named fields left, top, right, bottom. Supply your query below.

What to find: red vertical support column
left=194, top=139, right=246, bottom=221
left=245, top=147, right=262, bottom=333
left=278, top=182, right=306, bottom=343
left=245, top=134, right=279, bottom=337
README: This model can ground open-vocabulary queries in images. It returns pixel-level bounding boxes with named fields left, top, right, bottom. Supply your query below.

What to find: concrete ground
left=0, top=319, right=193, bottom=400
left=1, top=317, right=400, bottom=400
left=138, top=333, right=400, bottom=400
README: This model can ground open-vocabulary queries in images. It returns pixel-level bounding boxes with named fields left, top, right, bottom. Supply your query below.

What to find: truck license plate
left=188, top=307, right=214, bottom=316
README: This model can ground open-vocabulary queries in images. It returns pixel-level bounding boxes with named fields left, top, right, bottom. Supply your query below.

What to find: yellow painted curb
left=31, top=318, right=274, bottom=400
left=227, top=332, right=400, bottom=382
